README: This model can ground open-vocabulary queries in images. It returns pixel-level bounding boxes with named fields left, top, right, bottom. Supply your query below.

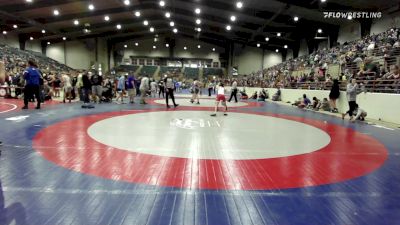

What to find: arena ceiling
left=0, top=0, right=398, bottom=50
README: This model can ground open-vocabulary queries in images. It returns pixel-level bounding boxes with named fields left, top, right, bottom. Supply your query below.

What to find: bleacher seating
left=184, top=67, right=199, bottom=79
left=160, top=66, right=181, bottom=74
left=204, top=68, right=223, bottom=77
left=115, top=65, right=139, bottom=73
left=140, top=66, right=158, bottom=76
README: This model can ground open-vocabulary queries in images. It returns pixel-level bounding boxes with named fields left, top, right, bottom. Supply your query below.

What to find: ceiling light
left=42, top=29, right=46, bottom=33
left=226, top=25, right=231, bottom=31
left=13, top=25, right=18, bottom=29
left=265, top=37, right=269, bottom=41
left=165, top=12, right=171, bottom=18
left=173, top=28, right=178, bottom=33
left=284, top=45, right=288, bottom=49
left=166, top=44, right=169, bottom=47
left=2, top=31, right=7, bottom=35
left=277, top=32, right=281, bottom=37
left=318, top=29, right=322, bottom=33
left=212, top=48, right=215, bottom=51
left=196, top=19, right=201, bottom=25
left=321, top=0, right=326, bottom=2
left=153, top=45, right=156, bottom=49
left=74, top=20, right=79, bottom=25
left=53, top=10, right=59, bottom=16
left=195, top=8, right=201, bottom=14
left=143, top=20, right=149, bottom=26
left=154, top=38, right=158, bottom=42
left=196, top=27, right=201, bottom=32
left=150, top=27, right=155, bottom=32
left=124, top=0, right=130, bottom=6
left=294, top=16, right=299, bottom=22
left=88, top=4, right=95, bottom=10
left=230, top=15, right=236, bottom=22
left=135, top=42, right=139, bottom=46
left=159, top=0, right=165, bottom=7
left=47, top=42, right=51, bottom=45
left=197, top=45, right=201, bottom=49
left=276, top=49, right=279, bottom=52
left=170, top=21, right=175, bottom=27
left=63, top=37, right=67, bottom=41
left=30, top=37, right=34, bottom=40
left=116, top=24, right=122, bottom=30
left=124, top=44, right=127, bottom=48
left=104, top=16, right=110, bottom=21
left=257, top=43, right=260, bottom=48
left=135, top=11, right=141, bottom=17
left=347, top=15, right=353, bottom=20
left=26, top=0, right=33, bottom=2
left=184, top=46, right=187, bottom=50
left=236, top=1, right=243, bottom=8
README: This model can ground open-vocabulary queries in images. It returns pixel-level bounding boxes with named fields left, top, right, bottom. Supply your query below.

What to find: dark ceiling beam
left=273, top=0, right=357, bottom=11
left=1, top=0, right=91, bottom=12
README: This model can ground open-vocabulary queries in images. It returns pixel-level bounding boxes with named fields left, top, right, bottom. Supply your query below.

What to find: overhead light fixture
left=257, top=43, right=260, bottom=48
left=63, top=37, right=67, bottom=41
left=170, top=21, right=175, bottom=27
left=153, top=45, right=156, bottom=49
left=347, top=15, right=353, bottom=20
left=265, top=37, right=269, bottom=41
left=104, top=16, right=110, bottom=21
left=135, top=11, right=141, bottom=17
left=166, top=43, right=169, bottom=48
left=143, top=20, right=149, bottom=26
left=123, top=0, right=130, bottom=6
left=88, top=4, right=95, bottom=11
left=13, top=25, right=18, bottom=29
left=47, top=41, right=51, bottom=45
left=53, top=9, right=59, bottom=16
left=284, top=45, right=288, bottom=49
left=294, top=16, right=299, bottom=22
left=124, top=44, right=128, bottom=48
left=159, top=0, right=165, bottom=7
left=42, top=29, right=46, bottom=34
left=173, top=28, right=178, bottom=33
left=26, top=0, right=33, bottom=2
left=196, top=19, right=201, bottom=25
left=116, top=24, right=122, bottom=30
left=2, top=31, right=7, bottom=35
left=195, top=27, right=202, bottom=32
left=184, top=46, right=187, bottom=50
left=74, top=20, right=79, bottom=25
left=197, top=45, right=201, bottom=49
left=154, top=38, right=158, bottom=42
left=276, top=49, right=279, bottom=52
left=150, top=27, right=155, bottom=32
left=230, top=15, right=236, bottom=22
left=226, top=25, right=231, bottom=31
left=212, top=48, right=215, bottom=51
left=236, top=1, right=243, bottom=9
left=318, top=29, right=323, bottom=33
left=135, top=42, right=139, bottom=46
left=321, top=0, right=326, bottom=2
left=30, top=37, right=34, bottom=40
left=165, top=12, right=171, bottom=18
left=277, top=32, right=281, bottom=37
left=195, top=8, right=201, bottom=14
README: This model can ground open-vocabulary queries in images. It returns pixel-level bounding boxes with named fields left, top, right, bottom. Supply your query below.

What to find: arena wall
left=234, top=87, right=400, bottom=124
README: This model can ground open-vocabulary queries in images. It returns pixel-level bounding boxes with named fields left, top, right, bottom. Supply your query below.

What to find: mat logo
left=170, top=118, right=221, bottom=129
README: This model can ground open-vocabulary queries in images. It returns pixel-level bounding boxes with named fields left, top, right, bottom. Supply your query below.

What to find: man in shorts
left=211, top=83, right=228, bottom=116
left=90, top=72, right=103, bottom=103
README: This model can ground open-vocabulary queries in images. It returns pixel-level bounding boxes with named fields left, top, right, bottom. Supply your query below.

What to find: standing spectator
left=22, top=60, right=41, bottom=110
left=228, top=79, right=238, bottom=103
left=126, top=74, right=136, bottom=104
left=190, top=79, right=201, bottom=104
left=90, top=72, right=103, bottom=103
left=342, top=79, right=360, bottom=120
left=115, top=75, right=125, bottom=104
left=158, top=80, right=165, bottom=98
left=329, top=79, right=340, bottom=113
left=150, top=79, right=157, bottom=98
left=139, top=76, right=149, bottom=104
left=62, top=74, right=72, bottom=103
left=81, top=72, right=94, bottom=108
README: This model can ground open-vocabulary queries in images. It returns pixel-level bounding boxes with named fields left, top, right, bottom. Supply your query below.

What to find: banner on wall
left=0, top=61, right=5, bottom=84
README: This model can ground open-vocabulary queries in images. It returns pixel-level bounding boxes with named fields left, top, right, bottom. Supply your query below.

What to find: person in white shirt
left=62, top=74, right=72, bottom=103
left=139, top=76, right=149, bottom=104
left=351, top=104, right=367, bottom=122
left=210, top=83, right=228, bottom=117
left=228, top=80, right=238, bottom=103
left=150, top=80, right=157, bottom=98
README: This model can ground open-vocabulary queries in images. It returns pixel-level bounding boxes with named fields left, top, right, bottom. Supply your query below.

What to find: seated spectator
left=257, top=88, right=268, bottom=101
left=320, top=98, right=331, bottom=111
left=250, top=91, right=258, bottom=99
left=297, top=94, right=311, bottom=109
left=272, top=87, right=281, bottom=101
left=351, top=104, right=367, bottom=122
left=311, top=97, right=321, bottom=110
left=240, top=88, right=248, bottom=99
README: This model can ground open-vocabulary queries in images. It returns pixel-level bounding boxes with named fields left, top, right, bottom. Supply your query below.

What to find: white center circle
left=88, top=111, right=331, bottom=160
left=154, top=98, right=249, bottom=107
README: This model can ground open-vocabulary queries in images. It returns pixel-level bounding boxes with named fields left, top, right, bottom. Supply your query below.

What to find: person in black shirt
left=90, top=72, right=103, bottom=103
left=81, top=72, right=94, bottom=108
left=329, top=79, right=340, bottom=113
